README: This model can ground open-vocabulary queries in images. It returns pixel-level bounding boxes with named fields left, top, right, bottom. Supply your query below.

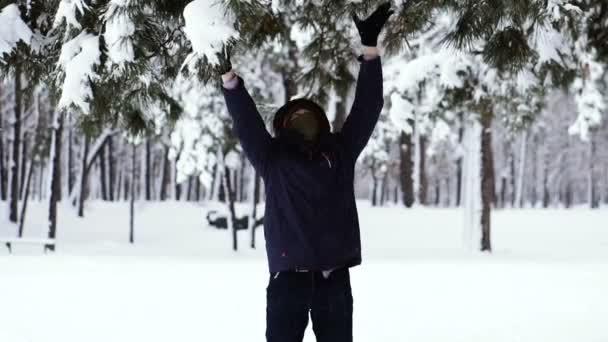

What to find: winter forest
left=1, top=0, right=607, bottom=341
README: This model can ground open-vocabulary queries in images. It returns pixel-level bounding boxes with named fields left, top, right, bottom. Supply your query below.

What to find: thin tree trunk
left=542, top=157, right=550, bottom=208
left=130, top=144, right=136, bottom=244
left=379, top=173, right=388, bottom=206
left=77, top=136, right=90, bottom=217
left=515, top=129, right=528, bottom=208
left=589, top=130, right=599, bottom=209
left=250, top=171, right=261, bottom=249
left=531, top=134, right=538, bottom=207
left=99, top=143, right=108, bottom=200
left=333, top=87, right=348, bottom=132
left=9, top=66, right=22, bottom=223
left=186, top=176, right=193, bottom=201
left=107, top=136, right=115, bottom=201
left=509, top=149, right=516, bottom=207
left=0, top=81, right=6, bottom=201
left=46, top=111, right=63, bottom=252
left=480, top=111, right=494, bottom=252
left=159, top=146, right=170, bottom=201
left=371, top=174, right=378, bottom=206
left=18, top=158, right=34, bottom=237
left=400, top=131, right=414, bottom=207
left=224, top=166, right=238, bottom=251
left=419, top=135, right=428, bottom=205
left=455, top=112, right=464, bottom=206
left=67, top=121, right=74, bottom=194
left=435, top=179, right=441, bottom=206
left=19, top=134, right=27, bottom=199
left=145, top=139, right=151, bottom=201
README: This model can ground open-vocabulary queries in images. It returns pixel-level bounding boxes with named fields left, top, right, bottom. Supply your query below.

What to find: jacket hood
left=273, top=98, right=331, bottom=138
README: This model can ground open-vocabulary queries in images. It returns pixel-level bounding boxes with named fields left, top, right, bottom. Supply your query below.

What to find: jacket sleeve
left=222, top=76, right=273, bottom=176
left=340, top=56, right=384, bottom=162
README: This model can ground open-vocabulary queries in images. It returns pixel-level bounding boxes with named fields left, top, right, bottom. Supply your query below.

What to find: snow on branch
left=104, top=0, right=135, bottom=70
left=0, top=4, right=33, bottom=63
left=182, top=0, right=239, bottom=67
left=53, top=0, right=89, bottom=29
left=56, top=32, right=101, bottom=113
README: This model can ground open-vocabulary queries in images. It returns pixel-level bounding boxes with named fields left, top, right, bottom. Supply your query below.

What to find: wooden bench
left=0, top=237, right=56, bottom=254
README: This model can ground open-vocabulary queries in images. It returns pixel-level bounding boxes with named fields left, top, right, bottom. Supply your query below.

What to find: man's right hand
left=215, top=42, right=234, bottom=76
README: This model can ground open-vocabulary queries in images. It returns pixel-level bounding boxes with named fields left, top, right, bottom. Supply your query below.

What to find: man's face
left=284, top=108, right=321, bottom=143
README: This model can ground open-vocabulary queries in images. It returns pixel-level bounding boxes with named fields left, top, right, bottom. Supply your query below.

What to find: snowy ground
left=1, top=201, right=608, bottom=342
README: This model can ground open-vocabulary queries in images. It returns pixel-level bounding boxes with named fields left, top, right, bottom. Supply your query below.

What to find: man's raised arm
left=340, top=2, right=393, bottom=161
left=221, top=66, right=273, bottom=177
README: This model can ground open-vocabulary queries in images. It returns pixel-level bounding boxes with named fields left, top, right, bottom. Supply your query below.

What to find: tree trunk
left=46, top=111, right=63, bottom=252
left=159, top=146, right=170, bottom=201
left=18, top=158, right=34, bottom=237
left=250, top=171, right=261, bottom=249
left=399, top=131, right=414, bottom=207
left=107, top=136, right=115, bottom=201
left=480, top=111, right=494, bottom=252
left=589, top=130, right=599, bottom=209
left=333, top=87, right=348, bottom=132
left=462, top=119, right=481, bottom=251
left=455, top=112, right=464, bottom=206
left=0, top=81, right=6, bottom=201
left=67, top=121, right=74, bottom=195
left=515, top=129, right=528, bottom=208
left=145, top=138, right=151, bottom=201
left=509, top=149, right=516, bottom=207
left=530, top=133, right=538, bottom=207
left=419, top=135, right=428, bottom=205
left=130, top=144, right=136, bottom=244
left=224, top=166, right=238, bottom=251
left=99, top=143, right=108, bottom=200
left=379, top=173, right=388, bottom=206
left=371, top=174, right=378, bottom=206
left=434, top=179, right=441, bottom=206
left=77, top=136, right=90, bottom=217
left=19, top=135, right=28, bottom=200
left=186, top=176, right=193, bottom=201
left=9, top=66, right=22, bottom=224
left=542, top=158, right=550, bottom=208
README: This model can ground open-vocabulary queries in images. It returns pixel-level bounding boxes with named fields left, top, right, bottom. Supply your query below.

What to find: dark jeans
left=266, top=268, right=353, bottom=342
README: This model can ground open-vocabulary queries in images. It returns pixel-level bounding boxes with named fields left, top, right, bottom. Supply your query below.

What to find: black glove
left=214, top=42, right=234, bottom=75
left=353, top=2, right=394, bottom=47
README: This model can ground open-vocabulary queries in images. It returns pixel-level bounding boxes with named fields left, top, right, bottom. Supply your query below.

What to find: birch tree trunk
left=515, top=129, right=528, bottom=208
left=462, top=119, right=481, bottom=252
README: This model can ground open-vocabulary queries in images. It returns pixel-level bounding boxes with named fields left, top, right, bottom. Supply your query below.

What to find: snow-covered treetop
left=182, top=0, right=239, bottom=67
left=0, top=4, right=33, bottom=64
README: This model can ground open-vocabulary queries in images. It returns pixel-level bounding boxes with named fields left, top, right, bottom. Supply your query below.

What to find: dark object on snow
left=206, top=210, right=263, bottom=231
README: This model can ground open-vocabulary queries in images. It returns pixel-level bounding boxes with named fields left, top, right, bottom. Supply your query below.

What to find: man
left=220, top=3, right=393, bottom=341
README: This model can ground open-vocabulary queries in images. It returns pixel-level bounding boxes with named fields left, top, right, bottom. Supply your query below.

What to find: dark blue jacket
left=222, top=57, right=384, bottom=273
